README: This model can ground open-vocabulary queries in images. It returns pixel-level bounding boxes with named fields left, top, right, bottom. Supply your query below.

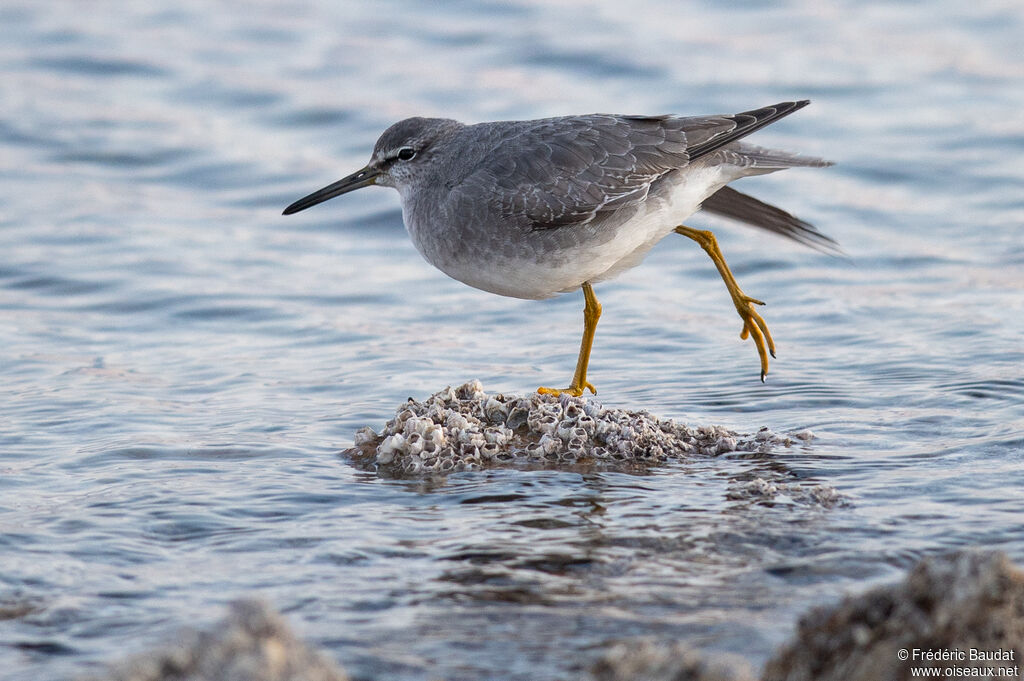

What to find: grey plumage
left=284, top=100, right=833, bottom=300
left=442, top=102, right=829, bottom=234
left=283, top=100, right=833, bottom=390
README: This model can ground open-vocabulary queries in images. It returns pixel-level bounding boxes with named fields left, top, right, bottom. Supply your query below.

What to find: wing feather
left=449, top=101, right=816, bottom=233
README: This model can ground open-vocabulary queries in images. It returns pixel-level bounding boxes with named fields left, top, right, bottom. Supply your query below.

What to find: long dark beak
left=282, top=165, right=381, bottom=215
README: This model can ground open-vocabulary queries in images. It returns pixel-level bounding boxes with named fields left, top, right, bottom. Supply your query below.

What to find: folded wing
left=450, top=101, right=830, bottom=245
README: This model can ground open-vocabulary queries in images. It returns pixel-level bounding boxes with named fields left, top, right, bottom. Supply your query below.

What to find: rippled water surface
left=2, top=1, right=1023, bottom=679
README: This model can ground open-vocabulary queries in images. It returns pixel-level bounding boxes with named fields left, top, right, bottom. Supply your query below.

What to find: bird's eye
left=397, top=147, right=416, bottom=161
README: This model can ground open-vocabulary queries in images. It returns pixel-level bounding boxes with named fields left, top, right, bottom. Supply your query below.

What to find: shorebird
left=284, top=100, right=833, bottom=396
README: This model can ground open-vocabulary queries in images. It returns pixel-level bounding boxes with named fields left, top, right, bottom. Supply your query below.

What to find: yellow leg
left=674, top=225, right=776, bottom=382
left=538, top=282, right=602, bottom=397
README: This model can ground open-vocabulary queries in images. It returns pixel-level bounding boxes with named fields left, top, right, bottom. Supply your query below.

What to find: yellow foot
left=735, top=294, right=776, bottom=383
left=536, top=382, right=596, bottom=398
left=675, top=225, right=777, bottom=382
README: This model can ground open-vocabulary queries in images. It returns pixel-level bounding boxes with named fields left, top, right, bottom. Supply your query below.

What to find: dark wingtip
left=767, top=99, right=810, bottom=117
left=689, top=99, right=816, bottom=162
left=779, top=100, right=810, bottom=113
left=752, top=100, right=811, bottom=119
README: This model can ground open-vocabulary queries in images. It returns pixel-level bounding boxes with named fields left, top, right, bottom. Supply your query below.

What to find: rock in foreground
left=96, top=600, right=348, bottom=681
left=92, top=552, right=1024, bottom=681
left=593, top=641, right=755, bottom=681
left=595, top=551, right=1024, bottom=681
left=762, top=551, right=1024, bottom=681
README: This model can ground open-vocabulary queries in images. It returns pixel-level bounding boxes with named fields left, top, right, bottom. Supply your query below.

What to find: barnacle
left=359, top=381, right=801, bottom=475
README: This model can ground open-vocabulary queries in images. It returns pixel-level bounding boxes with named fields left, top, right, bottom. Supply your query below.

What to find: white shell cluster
left=348, top=381, right=805, bottom=476
left=726, top=477, right=844, bottom=508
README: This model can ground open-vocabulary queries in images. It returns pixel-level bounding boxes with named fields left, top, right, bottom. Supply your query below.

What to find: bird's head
left=283, top=117, right=462, bottom=215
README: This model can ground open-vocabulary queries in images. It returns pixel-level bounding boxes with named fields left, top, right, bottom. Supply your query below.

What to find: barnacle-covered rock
left=726, top=477, right=847, bottom=508
left=343, top=381, right=833, bottom=488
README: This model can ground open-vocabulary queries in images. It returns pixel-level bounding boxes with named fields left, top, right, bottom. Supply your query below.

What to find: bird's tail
left=731, top=143, right=833, bottom=170
left=701, top=186, right=839, bottom=253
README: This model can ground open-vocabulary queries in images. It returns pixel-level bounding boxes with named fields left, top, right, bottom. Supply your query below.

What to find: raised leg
left=538, top=282, right=602, bottom=397
left=674, top=225, right=776, bottom=381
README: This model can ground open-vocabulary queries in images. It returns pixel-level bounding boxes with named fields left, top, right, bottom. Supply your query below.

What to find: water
left=2, top=1, right=1022, bottom=679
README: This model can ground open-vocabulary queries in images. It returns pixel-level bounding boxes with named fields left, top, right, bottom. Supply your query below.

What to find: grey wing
left=452, top=102, right=816, bottom=232
left=458, top=115, right=693, bottom=231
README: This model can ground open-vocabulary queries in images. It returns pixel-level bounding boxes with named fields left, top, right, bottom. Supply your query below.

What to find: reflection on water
left=1, top=1, right=1023, bottom=679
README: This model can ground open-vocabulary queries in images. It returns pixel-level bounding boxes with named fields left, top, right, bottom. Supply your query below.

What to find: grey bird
left=284, top=100, right=834, bottom=396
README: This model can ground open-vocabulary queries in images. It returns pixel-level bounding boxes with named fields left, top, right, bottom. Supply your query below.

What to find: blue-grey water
left=2, top=1, right=1023, bottom=679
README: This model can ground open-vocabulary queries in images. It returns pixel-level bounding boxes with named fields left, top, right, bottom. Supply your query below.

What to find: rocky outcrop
left=346, top=380, right=816, bottom=477
left=593, top=551, right=1024, bottom=681
left=762, top=551, right=1024, bottom=681
left=97, top=600, right=348, bottom=681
